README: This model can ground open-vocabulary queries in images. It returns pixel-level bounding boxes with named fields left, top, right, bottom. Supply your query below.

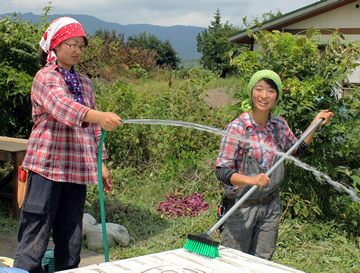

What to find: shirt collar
left=241, top=111, right=277, bottom=130
left=46, top=63, right=77, bottom=75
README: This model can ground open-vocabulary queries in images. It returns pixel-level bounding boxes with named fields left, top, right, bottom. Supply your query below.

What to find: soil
left=0, top=230, right=105, bottom=268
left=0, top=87, right=238, bottom=269
left=202, top=87, right=239, bottom=107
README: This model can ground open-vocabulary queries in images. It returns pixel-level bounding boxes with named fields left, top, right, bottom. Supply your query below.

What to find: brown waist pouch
left=18, top=166, right=28, bottom=209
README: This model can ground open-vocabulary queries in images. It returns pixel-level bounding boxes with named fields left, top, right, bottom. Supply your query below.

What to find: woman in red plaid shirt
left=215, top=70, right=333, bottom=260
left=14, top=17, right=123, bottom=273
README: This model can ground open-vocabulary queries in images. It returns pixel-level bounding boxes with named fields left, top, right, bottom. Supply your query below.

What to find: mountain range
left=0, top=12, right=205, bottom=59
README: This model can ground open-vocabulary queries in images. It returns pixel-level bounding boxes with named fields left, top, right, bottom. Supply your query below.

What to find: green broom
left=184, top=118, right=324, bottom=258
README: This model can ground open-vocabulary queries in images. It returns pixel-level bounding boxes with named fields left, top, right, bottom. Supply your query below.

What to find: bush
left=231, top=26, right=360, bottom=228
left=0, top=12, right=48, bottom=138
left=94, top=68, right=234, bottom=169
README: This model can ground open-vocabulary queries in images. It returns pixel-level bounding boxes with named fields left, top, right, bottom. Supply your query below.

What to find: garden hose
left=98, top=129, right=109, bottom=262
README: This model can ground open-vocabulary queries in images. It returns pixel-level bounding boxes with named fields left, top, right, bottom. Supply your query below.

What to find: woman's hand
left=83, top=110, right=123, bottom=131
left=313, top=109, right=334, bottom=126
left=247, top=173, right=270, bottom=188
left=230, top=173, right=270, bottom=188
left=303, top=109, right=334, bottom=145
left=102, top=162, right=113, bottom=193
left=98, top=112, right=123, bottom=132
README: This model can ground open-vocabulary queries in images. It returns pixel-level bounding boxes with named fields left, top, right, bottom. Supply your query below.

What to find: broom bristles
left=184, top=233, right=220, bottom=258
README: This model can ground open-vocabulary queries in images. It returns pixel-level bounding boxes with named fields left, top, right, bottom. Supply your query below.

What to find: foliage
left=196, top=9, right=245, bottom=77
left=273, top=218, right=360, bottom=272
left=94, top=68, right=234, bottom=168
left=79, top=30, right=157, bottom=82
left=156, top=191, right=210, bottom=218
left=1, top=5, right=359, bottom=272
left=0, top=10, right=49, bottom=138
left=180, top=57, right=201, bottom=68
left=82, top=161, right=359, bottom=272
left=230, top=26, right=360, bottom=225
left=128, top=32, right=181, bottom=70
left=243, top=9, right=283, bottom=27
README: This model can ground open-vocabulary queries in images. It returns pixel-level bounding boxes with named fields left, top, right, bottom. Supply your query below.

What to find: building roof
left=229, top=0, right=358, bottom=44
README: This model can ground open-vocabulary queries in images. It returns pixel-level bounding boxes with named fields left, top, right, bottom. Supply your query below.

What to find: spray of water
left=123, top=119, right=359, bottom=203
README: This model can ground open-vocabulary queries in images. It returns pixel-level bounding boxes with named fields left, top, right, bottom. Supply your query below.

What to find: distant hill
left=0, top=12, right=205, bottom=59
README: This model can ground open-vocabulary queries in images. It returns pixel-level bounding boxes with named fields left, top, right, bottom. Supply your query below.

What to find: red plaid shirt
left=23, top=63, right=107, bottom=185
left=216, top=112, right=298, bottom=173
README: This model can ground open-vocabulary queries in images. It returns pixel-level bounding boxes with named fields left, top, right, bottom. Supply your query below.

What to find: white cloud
left=0, top=0, right=318, bottom=27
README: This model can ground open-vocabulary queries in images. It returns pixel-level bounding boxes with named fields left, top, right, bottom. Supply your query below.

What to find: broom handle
left=207, top=118, right=324, bottom=236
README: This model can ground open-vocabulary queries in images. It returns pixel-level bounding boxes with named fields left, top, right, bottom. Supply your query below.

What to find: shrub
left=231, top=26, right=360, bottom=227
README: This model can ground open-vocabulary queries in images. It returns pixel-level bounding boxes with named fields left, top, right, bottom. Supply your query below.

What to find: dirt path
left=0, top=230, right=105, bottom=268
left=202, top=87, right=239, bottom=107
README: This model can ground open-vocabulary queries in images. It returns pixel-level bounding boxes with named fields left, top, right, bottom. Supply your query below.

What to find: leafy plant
left=230, top=25, right=360, bottom=227
left=0, top=9, right=50, bottom=138
left=156, top=191, right=210, bottom=218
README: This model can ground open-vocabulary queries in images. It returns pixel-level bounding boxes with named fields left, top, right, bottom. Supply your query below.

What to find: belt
left=226, top=188, right=279, bottom=207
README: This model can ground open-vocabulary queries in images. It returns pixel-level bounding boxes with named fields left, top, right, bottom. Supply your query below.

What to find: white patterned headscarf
left=241, top=70, right=283, bottom=116
left=40, top=17, right=87, bottom=63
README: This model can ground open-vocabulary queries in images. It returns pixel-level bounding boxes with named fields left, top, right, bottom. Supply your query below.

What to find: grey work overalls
left=221, top=118, right=284, bottom=260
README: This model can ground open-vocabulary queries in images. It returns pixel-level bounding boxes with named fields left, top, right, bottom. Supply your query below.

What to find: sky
left=0, top=0, right=317, bottom=28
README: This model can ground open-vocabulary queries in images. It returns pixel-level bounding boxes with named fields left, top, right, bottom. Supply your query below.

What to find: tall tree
left=128, top=32, right=180, bottom=69
left=196, top=9, right=243, bottom=77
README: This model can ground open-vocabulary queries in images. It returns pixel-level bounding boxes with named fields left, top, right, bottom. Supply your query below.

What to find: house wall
left=285, top=1, right=360, bottom=86
left=285, top=0, right=360, bottom=43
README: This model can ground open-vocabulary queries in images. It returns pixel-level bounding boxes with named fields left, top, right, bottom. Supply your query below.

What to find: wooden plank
left=0, top=137, right=28, bottom=153
left=0, top=151, right=13, bottom=161
left=60, top=247, right=304, bottom=273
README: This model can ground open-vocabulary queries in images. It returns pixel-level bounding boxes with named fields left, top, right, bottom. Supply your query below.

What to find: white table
left=59, top=247, right=304, bottom=273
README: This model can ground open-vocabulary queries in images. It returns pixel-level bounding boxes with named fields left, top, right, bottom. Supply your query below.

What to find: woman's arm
left=303, top=110, right=334, bottom=145
left=83, top=109, right=122, bottom=131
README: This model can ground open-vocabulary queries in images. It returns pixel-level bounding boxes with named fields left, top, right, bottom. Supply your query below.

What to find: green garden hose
left=98, top=129, right=109, bottom=262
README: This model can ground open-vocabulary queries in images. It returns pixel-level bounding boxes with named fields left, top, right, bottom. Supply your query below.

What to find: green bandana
left=242, top=70, right=283, bottom=116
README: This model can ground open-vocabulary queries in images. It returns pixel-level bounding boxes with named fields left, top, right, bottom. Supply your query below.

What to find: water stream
left=123, top=119, right=359, bottom=203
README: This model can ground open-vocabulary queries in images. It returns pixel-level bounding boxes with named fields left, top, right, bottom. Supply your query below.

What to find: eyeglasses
left=63, top=42, right=89, bottom=51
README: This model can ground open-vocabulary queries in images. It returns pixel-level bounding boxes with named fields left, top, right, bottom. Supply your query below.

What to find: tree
left=196, top=9, right=244, bottom=77
left=94, top=28, right=123, bottom=44
left=128, top=32, right=180, bottom=69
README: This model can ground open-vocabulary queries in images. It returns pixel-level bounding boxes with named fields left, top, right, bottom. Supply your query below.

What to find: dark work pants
left=14, top=171, right=87, bottom=273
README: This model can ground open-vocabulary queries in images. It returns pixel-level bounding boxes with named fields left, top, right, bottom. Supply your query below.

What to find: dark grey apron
left=224, top=118, right=284, bottom=201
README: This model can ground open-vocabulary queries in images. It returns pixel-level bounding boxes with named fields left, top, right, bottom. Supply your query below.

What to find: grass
left=274, top=219, right=360, bottom=272
left=130, top=72, right=239, bottom=96
left=0, top=199, right=19, bottom=232
left=1, top=156, right=359, bottom=272
left=0, top=74, right=358, bottom=271
left=81, top=157, right=360, bottom=272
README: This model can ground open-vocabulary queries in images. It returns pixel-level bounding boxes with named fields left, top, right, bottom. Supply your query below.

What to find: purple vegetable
left=156, top=191, right=210, bottom=218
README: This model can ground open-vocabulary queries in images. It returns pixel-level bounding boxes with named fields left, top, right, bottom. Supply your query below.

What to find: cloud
left=0, top=0, right=317, bottom=27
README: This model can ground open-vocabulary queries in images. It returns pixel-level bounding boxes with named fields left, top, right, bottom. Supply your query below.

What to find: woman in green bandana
left=215, top=70, right=334, bottom=260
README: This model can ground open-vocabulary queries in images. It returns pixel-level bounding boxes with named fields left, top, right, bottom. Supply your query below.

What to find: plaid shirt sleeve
left=276, top=116, right=298, bottom=153
left=78, top=73, right=108, bottom=160
left=216, top=117, right=246, bottom=172
left=22, top=65, right=108, bottom=184
left=32, top=68, right=90, bottom=128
